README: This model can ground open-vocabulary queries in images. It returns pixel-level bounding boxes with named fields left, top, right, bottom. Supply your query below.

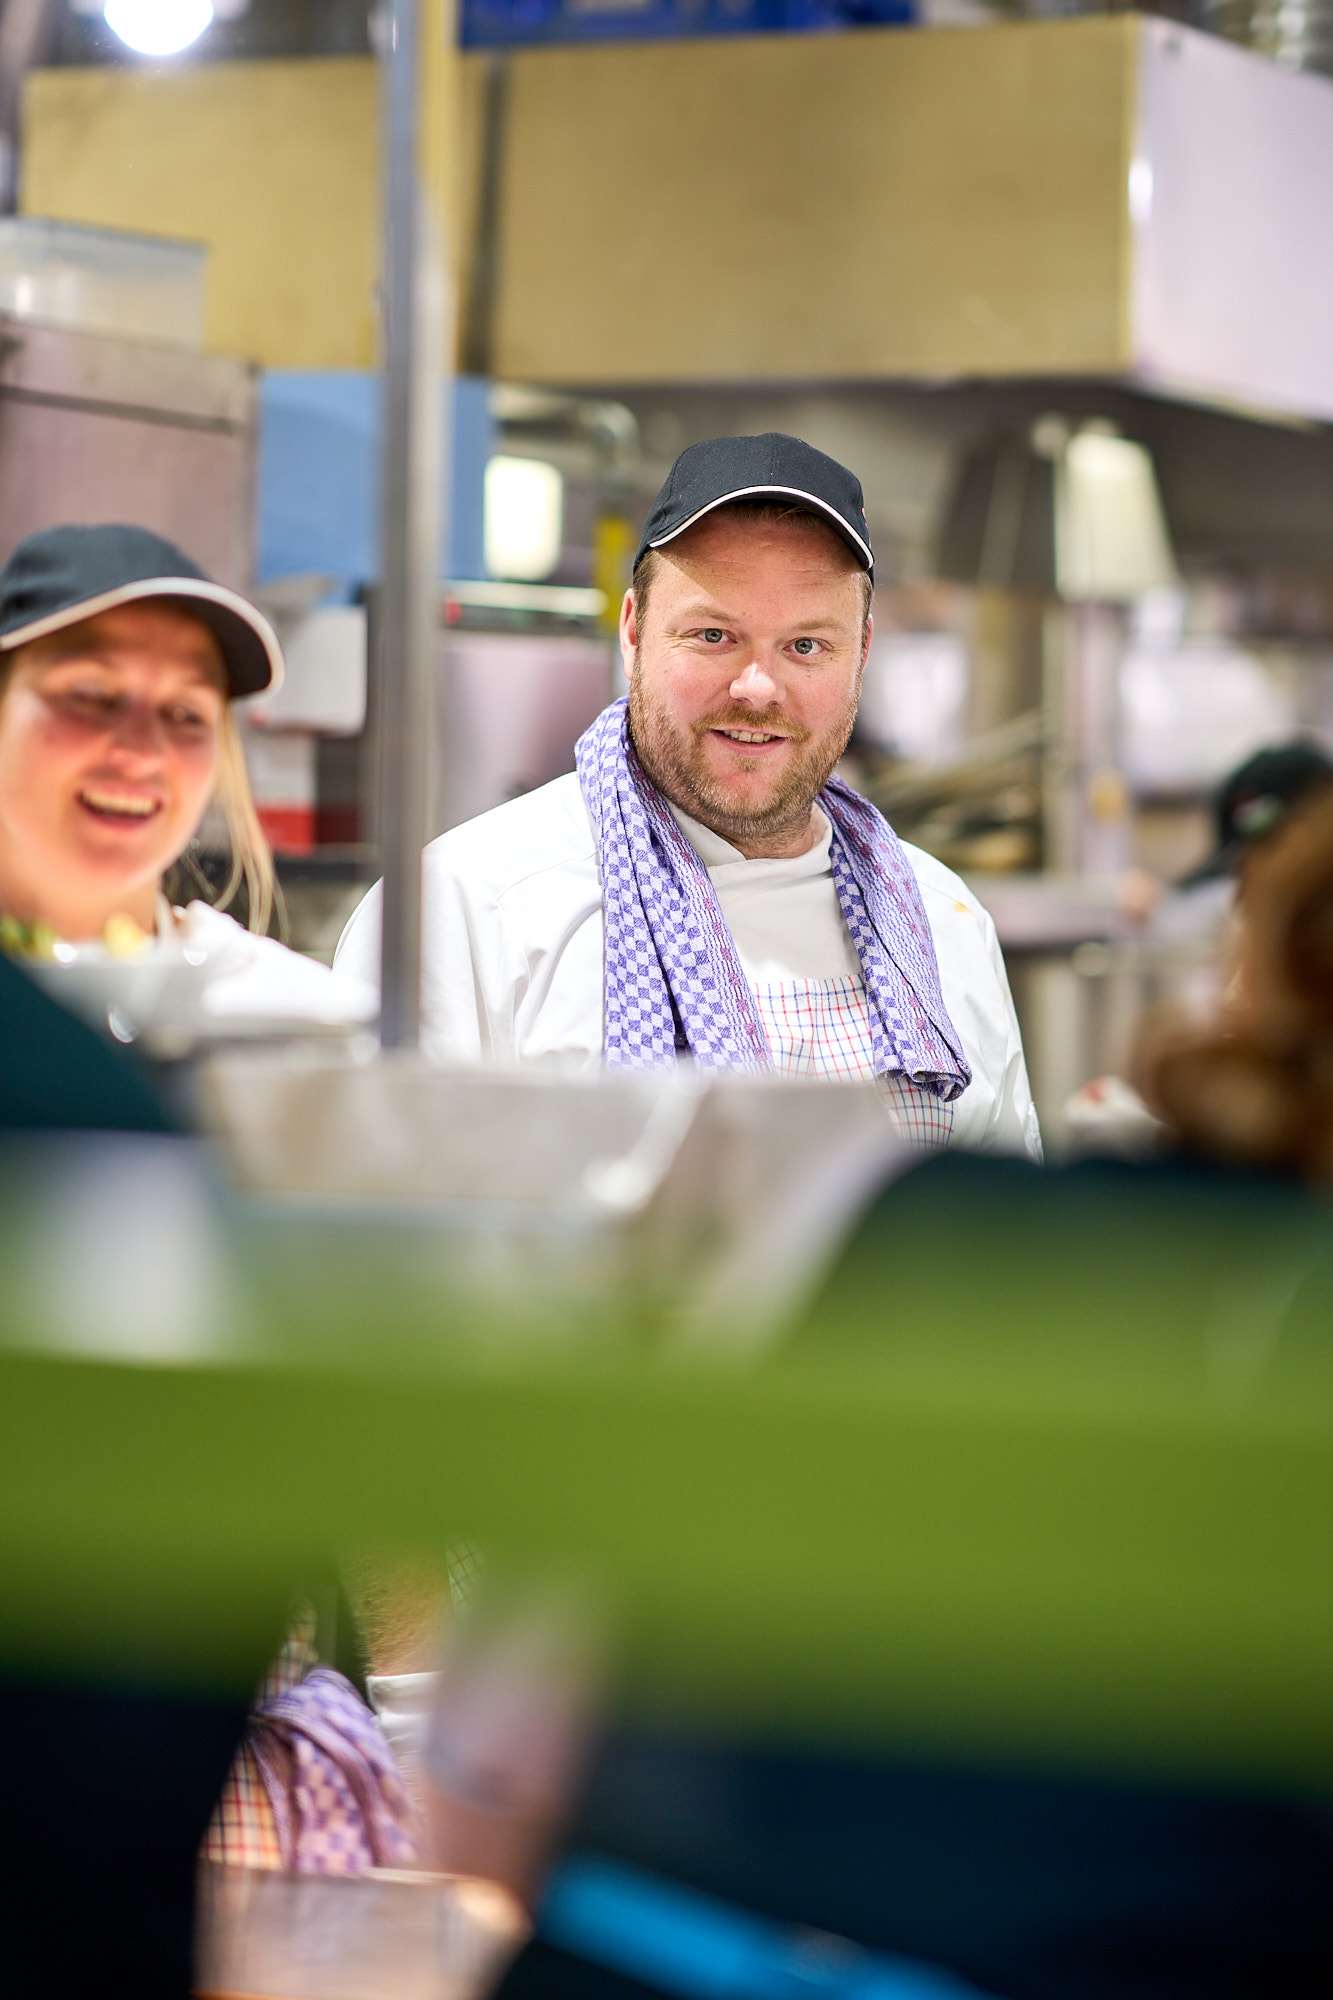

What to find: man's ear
left=619, top=587, right=638, bottom=682
left=853, top=609, right=873, bottom=700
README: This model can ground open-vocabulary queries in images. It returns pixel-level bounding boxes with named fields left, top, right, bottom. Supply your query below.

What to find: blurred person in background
left=1179, top=739, right=1333, bottom=894
left=0, top=523, right=374, bottom=1026
left=1067, top=739, right=1333, bottom=1153
left=1145, top=779, right=1333, bottom=1178
left=338, top=435, right=1040, bottom=1159
left=1141, top=738, right=1333, bottom=947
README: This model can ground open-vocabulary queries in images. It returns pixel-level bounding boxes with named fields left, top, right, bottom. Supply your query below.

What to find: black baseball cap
left=1182, top=739, right=1333, bottom=884
left=0, top=524, right=284, bottom=699
left=636, top=433, right=874, bottom=581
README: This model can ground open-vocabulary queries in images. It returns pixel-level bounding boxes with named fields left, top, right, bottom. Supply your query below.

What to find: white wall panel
left=1133, top=22, right=1333, bottom=422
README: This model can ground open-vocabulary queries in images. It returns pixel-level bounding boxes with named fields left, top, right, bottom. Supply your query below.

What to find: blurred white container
left=251, top=603, right=368, bottom=735
left=23, top=935, right=210, bottom=1047
left=857, top=631, right=969, bottom=764
left=0, top=218, right=206, bottom=347
left=1120, top=639, right=1295, bottom=792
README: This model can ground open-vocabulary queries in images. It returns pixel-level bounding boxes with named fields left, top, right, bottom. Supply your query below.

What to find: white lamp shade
left=1055, top=429, right=1176, bottom=604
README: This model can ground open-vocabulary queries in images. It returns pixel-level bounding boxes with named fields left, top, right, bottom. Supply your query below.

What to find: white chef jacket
left=335, top=771, right=1041, bottom=1159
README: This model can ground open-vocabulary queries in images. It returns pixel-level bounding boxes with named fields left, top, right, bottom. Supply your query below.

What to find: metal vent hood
left=23, top=20, right=1333, bottom=425
left=482, top=17, right=1333, bottom=425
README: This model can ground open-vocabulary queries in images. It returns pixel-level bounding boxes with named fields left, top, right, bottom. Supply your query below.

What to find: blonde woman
left=0, top=523, right=373, bottom=1026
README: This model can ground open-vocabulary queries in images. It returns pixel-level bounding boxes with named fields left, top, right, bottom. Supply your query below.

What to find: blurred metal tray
left=198, top=1054, right=904, bottom=1356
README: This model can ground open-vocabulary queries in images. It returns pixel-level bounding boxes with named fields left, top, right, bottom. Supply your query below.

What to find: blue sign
left=462, top=0, right=913, bottom=50
left=258, top=373, right=494, bottom=600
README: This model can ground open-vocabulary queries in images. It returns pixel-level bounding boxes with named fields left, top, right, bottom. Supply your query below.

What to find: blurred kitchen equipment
left=251, top=597, right=368, bottom=738
left=856, top=629, right=970, bottom=768
left=23, top=936, right=373, bottom=1058
left=940, top=417, right=1177, bottom=877
left=940, top=417, right=1176, bottom=610
left=0, top=311, right=255, bottom=588
left=244, top=588, right=370, bottom=854
left=863, top=709, right=1044, bottom=876
left=23, top=935, right=213, bottom=1052
left=199, top=1058, right=905, bottom=1355
left=0, top=216, right=206, bottom=345
left=1197, top=0, right=1333, bottom=77
left=435, top=629, right=614, bottom=830
left=196, top=1862, right=527, bottom=2000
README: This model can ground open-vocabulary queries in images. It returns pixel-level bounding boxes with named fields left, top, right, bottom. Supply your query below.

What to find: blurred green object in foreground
left=0, top=1135, right=1330, bottom=1788
left=0, top=951, right=175, bottom=1134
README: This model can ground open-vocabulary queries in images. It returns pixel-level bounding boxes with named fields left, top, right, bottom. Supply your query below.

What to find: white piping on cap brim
left=0, top=575, right=285, bottom=697
left=647, top=483, right=874, bottom=571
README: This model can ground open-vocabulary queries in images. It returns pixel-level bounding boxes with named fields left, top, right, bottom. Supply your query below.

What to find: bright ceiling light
left=484, top=456, right=564, bottom=582
left=103, top=0, right=214, bottom=56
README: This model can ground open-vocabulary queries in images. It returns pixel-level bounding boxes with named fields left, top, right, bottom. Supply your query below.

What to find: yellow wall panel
left=21, top=58, right=382, bottom=368
left=20, top=20, right=1136, bottom=383
left=493, top=17, right=1138, bottom=385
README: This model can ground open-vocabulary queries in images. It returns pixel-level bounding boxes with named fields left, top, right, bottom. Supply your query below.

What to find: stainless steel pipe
left=377, top=0, right=451, bottom=1049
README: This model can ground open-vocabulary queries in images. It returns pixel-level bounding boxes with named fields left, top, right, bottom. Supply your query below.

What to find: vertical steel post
left=377, top=0, right=449, bottom=1049
left=0, top=0, right=54, bottom=213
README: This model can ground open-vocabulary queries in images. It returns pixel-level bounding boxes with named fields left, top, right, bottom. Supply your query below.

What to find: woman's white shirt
left=173, top=900, right=377, bottom=1025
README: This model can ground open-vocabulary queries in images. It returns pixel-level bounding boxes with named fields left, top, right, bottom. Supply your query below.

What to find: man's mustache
left=692, top=709, right=810, bottom=742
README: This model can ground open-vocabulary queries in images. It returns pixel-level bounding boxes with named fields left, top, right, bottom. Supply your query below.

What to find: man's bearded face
left=624, top=512, right=868, bottom=855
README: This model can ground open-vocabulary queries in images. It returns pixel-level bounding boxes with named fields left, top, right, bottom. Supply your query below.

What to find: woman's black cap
left=636, top=433, right=874, bottom=581
left=0, top=523, right=284, bottom=699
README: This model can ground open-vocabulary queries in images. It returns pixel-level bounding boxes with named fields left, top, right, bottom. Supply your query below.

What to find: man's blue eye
left=792, top=638, right=817, bottom=656
left=702, top=629, right=725, bottom=643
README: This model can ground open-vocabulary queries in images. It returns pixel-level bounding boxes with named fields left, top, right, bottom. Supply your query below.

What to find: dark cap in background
left=0, top=523, right=284, bottom=699
left=636, top=433, right=874, bottom=581
left=1183, top=739, right=1333, bottom=884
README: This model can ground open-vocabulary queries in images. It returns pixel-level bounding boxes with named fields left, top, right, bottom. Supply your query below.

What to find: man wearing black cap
left=338, top=436, right=1039, bottom=1155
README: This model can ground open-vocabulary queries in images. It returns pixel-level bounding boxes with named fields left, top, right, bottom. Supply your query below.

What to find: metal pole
left=458, top=50, right=508, bottom=380
left=0, top=0, right=54, bottom=213
left=377, top=0, right=449, bottom=1049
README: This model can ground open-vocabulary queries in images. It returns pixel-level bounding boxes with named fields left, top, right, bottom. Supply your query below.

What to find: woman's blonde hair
left=1141, top=786, right=1333, bottom=1179
left=210, top=704, right=277, bottom=936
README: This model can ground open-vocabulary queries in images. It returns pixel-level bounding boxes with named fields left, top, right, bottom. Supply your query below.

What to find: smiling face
left=0, top=600, right=227, bottom=939
left=623, top=508, right=871, bottom=859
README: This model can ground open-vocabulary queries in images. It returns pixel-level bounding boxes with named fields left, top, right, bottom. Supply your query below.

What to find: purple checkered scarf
left=249, top=1665, right=421, bottom=1875
left=575, top=699, right=971, bottom=1099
